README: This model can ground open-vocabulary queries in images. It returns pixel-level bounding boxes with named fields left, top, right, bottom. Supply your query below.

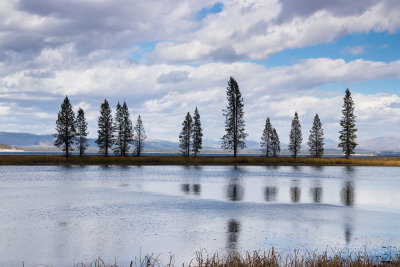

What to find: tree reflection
left=311, top=165, right=324, bottom=171
left=266, top=165, right=279, bottom=170
left=264, top=187, right=277, bottom=202
left=290, top=186, right=301, bottom=203
left=192, top=184, right=201, bottom=195
left=343, top=165, right=355, bottom=179
left=181, top=183, right=201, bottom=196
left=227, top=184, right=244, bottom=201
left=344, top=223, right=352, bottom=245
left=227, top=219, right=240, bottom=250
left=341, top=181, right=355, bottom=206
left=341, top=166, right=355, bottom=244
left=226, top=166, right=244, bottom=201
left=310, top=187, right=322, bottom=203
left=291, top=165, right=301, bottom=171
left=181, top=183, right=190, bottom=194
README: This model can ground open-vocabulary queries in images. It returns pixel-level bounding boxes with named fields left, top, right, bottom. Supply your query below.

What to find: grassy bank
left=73, top=249, right=399, bottom=266
left=1, top=155, right=400, bottom=166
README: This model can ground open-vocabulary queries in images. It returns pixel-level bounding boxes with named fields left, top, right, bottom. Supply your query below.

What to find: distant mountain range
left=1, top=131, right=400, bottom=153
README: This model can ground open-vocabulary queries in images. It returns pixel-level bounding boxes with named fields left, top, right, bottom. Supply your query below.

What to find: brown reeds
left=0, top=155, right=400, bottom=166
left=73, top=248, right=399, bottom=267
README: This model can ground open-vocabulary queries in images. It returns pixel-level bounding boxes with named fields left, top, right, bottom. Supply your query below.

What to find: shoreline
left=0, top=155, right=399, bottom=166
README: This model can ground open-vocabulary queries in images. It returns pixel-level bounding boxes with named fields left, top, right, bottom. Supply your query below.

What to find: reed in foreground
left=73, top=248, right=399, bottom=267
left=1, top=155, right=400, bottom=166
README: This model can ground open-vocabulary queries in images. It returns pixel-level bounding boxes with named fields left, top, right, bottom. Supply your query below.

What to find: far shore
left=0, top=155, right=399, bottom=166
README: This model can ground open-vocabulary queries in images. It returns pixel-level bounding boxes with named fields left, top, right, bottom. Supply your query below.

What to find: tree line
left=55, top=77, right=357, bottom=159
left=215, top=76, right=357, bottom=159
left=54, top=98, right=146, bottom=157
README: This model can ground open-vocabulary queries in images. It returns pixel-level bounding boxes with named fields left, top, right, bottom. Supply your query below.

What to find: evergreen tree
left=289, top=112, right=302, bottom=158
left=133, top=115, right=146, bottom=156
left=271, top=128, right=281, bottom=157
left=191, top=106, right=203, bottom=157
left=260, top=118, right=273, bottom=157
left=113, top=102, right=133, bottom=156
left=113, top=102, right=124, bottom=155
left=54, top=96, right=77, bottom=158
left=221, top=76, right=248, bottom=157
left=76, top=107, right=89, bottom=157
left=96, top=99, right=114, bottom=156
left=179, top=112, right=193, bottom=157
left=122, top=101, right=134, bottom=156
left=308, top=113, right=324, bottom=158
left=338, top=88, right=358, bottom=158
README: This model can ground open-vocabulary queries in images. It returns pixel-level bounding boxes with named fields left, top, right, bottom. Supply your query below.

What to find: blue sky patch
left=318, top=79, right=400, bottom=95
left=129, top=41, right=158, bottom=61
left=196, top=2, right=224, bottom=21
left=256, top=31, right=400, bottom=68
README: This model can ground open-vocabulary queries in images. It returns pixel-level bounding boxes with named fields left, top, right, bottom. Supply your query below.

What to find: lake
left=0, top=165, right=399, bottom=266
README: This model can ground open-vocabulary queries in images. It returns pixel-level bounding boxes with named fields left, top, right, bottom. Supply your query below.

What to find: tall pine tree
left=338, top=88, right=358, bottom=159
left=133, top=115, right=146, bottom=156
left=179, top=112, right=192, bottom=157
left=308, top=113, right=324, bottom=158
left=122, top=102, right=133, bottom=156
left=191, top=106, right=203, bottom=157
left=113, top=102, right=133, bottom=156
left=289, top=112, right=302, bottom=158
left=260, top=118, right=273, bottom=157
left=96, top=99, right=114, bottom=157
left=271, top=128, right=280, bottom=157
left=221, top=76, right=248, bottom=157
left=76, top=107, right=89, bottom=157
left=54, top=96, right=77, bottom=158
left=113, top=102, right=124, bottom=155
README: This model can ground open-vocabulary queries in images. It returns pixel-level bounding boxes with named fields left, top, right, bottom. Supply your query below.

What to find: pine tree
left=133, top=115, right=146, bottom=156
left=221, top=76, right=248, bottom=157
left=113, top=102, right=133, bottom=156
left=289, top=112, right=302, bottom=158
left=338, top=88, right=358, bottom=159
left=122, top=101, right=134, bottom=156
left=260, top=118, right=273, bottom=157
left=96, top=99, right=114, bottom=157
left=191, top=106, right=203, bottom=157
left=308, top=113, right=324, bottom=158
left=76, top=107, right=89, bottom=157
left=271, top=128, right=280, bottom=157
left=179, top=112, right=192, bottom=157
left=113, top=102, right=124, bottom=155
left=54, top=96, right=77, bottom=158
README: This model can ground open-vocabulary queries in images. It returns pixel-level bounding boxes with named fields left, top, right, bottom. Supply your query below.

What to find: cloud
left=149, top=0, right=400, bottom=63
left=157, top=70, right=189, bottom=84
left=277, top=0, right=379, bottom=21
left=341, top=46, right=366, bottom=55
left=1, top=0, right=216, bottom=57
left=389, top=102, right=400, bottom=108
left=3, top=0, right=398, bottom=64
left=24, top=70, right=55, bottom=78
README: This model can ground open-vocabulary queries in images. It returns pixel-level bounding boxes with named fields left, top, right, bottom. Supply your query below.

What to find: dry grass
left=1, top=155, right=400, bottom=166
left=72, top=248, right=400, bottom=267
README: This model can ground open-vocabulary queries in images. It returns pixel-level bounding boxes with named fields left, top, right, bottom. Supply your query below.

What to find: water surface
left=0, top=165, right=399, bottom=266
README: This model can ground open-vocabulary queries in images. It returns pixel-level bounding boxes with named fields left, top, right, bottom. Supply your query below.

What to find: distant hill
left=357, top=136, right=400, bottom=152
left=0, top=132, right=186, bottom=152
left=203, top=139, right=262, bottom=150
left=0, top=131, right=399, bottom=153
left=0, top=132, right=54, bottom=147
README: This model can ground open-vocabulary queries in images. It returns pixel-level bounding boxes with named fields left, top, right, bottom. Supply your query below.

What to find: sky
left=0, top=0, right=400, bottom=143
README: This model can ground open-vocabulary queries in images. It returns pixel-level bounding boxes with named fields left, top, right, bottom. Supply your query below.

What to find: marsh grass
left=71, top=248, right=400, bottom=266
left=1, top=155, right=400, bottom=166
